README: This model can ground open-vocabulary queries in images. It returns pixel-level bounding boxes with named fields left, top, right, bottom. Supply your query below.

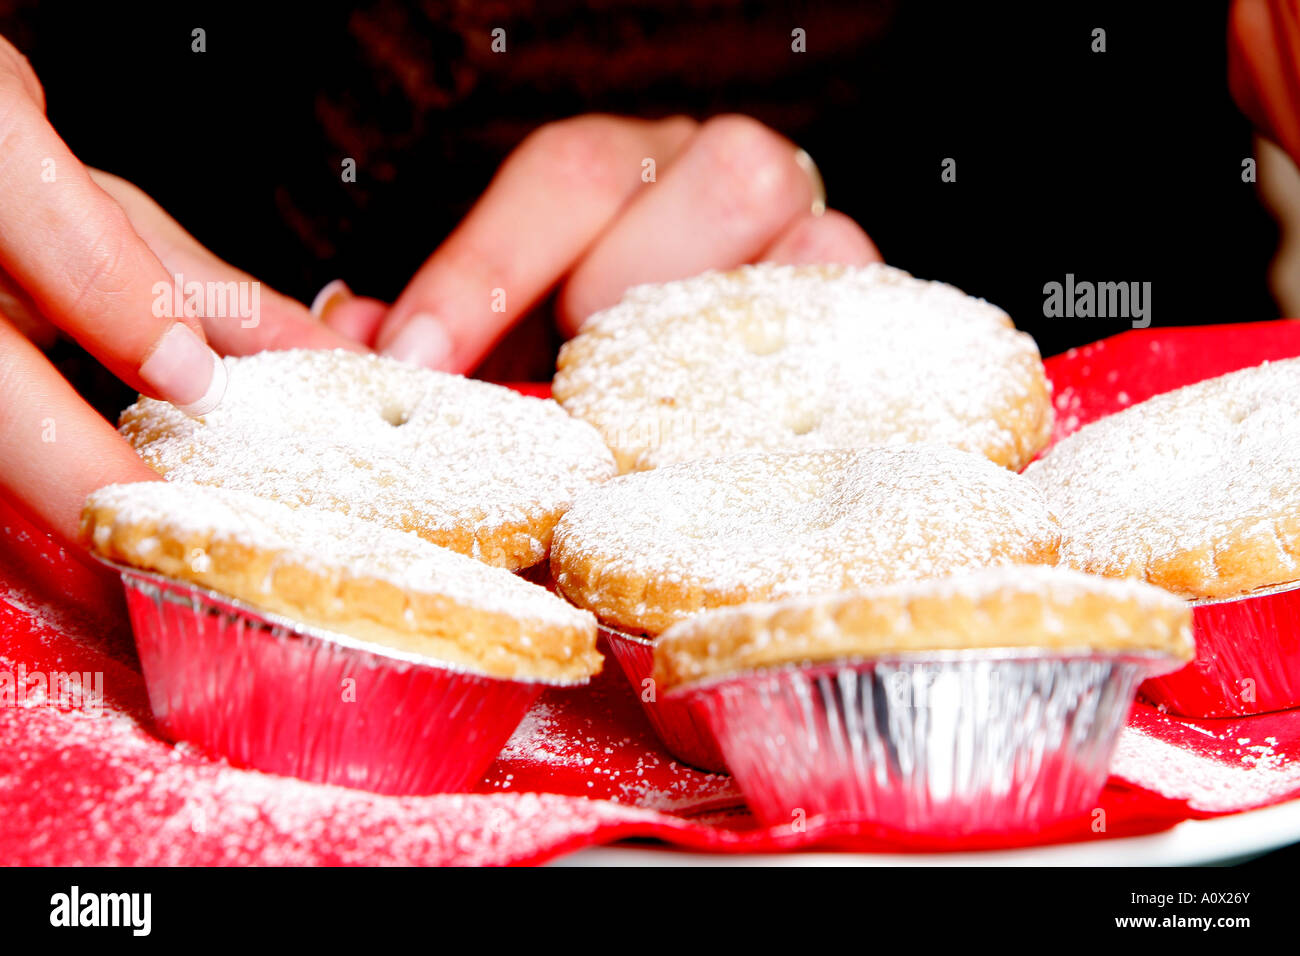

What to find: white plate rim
left=551, top=797, right=1300, bottom=866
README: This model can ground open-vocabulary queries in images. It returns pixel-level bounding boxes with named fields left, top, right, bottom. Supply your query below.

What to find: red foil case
left=599, top=625, right=729, bottom=773
left=669, top=649, right=1178, bottom=835
left=1140, top=580, right=1300, bottom=719
left=114, top=563, right=580, bottom=795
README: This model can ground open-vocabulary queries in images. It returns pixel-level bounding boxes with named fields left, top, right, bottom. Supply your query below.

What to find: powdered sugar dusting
left=555, top=263, right=1051, bottom=470
left=4, top=586, right=1298, bottom=863
left=1025, top=358, right=1300, bottom=593
left=0, top=683, right=665, bottom=866
left=673, top=564, right=1191, bottom=635
left=1112, top=725, right=1300, bottom=813
left=884, top=563, right=1187, bottom=609
left=655, top=565, right=1193, bottom=687
left=85, top=482, right=593, bottom=633
left=120, top=349, right=616, bottom=568
left=0, top=625, right=726, bottom=864
left=553, top=445, right=1059, bottom=630
left=491, top=686, right=741, bottom=814
left=500, top=702, right=587, bottom=768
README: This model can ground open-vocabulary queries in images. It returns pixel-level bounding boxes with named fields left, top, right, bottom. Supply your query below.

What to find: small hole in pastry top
left=742, top=328, right=787, bottom=356
left=737, top=301, right=790, bottom=355
left=1226, top=402, right=1253, bottom=425
left=787, top=411, right=819, bottom=436
left=381, top=404, right=410, bottom=427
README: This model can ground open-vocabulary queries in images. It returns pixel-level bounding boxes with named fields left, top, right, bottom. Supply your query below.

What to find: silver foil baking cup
left=1141, top=578, right=1300, bottom=718
left=108, top=561, right=579, bottom=795
left=669, top=648, right=1173, bottom=835
left=599, top=624, right=729, bottom=773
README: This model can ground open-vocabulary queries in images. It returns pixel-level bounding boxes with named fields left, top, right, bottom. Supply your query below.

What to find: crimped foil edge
left=116, top=564, right=549, bottom=794
left=598, top=623, right=729, bottom=773
left=99, top=557, right=591, bottom=687
left=672, top=652, right=1163, bottom=833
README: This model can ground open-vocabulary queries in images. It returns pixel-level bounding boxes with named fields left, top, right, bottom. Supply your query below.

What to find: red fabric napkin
left=3, top=320, right=1300, bottom=865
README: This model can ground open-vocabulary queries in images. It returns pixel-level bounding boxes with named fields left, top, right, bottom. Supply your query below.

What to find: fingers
left=0, top=37, right=44, bottom=111
left=758, top=210, right=882, bottom=267
left=310, top=278, right=389, bottom=344
left=1230, top=0, right=1300, bottom=164
left=0, top=58, right=224, bottom=414
left=0, top=315, right=159, bottom=547
left=0, top=268, right=56, bottom=347
left=376, top=114, right=698, bottom=372
left=310, top=279, right=353, bottom=321
left=89, top=170, right=365, bottom=356
left=557, top=114, right=816, bottom=334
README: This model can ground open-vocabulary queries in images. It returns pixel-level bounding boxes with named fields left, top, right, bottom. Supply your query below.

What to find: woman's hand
left=0, top=35, right=358, bottom=547
left=1230, top=0, right=1300, bottom=165
left=322, top=114, right=881, bottom=372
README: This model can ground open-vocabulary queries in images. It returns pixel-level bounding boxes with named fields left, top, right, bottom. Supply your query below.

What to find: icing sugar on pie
left=550, top=444, right=1061, bottom=635
left=120, top=349, right=617, bottom=570
left=653, top=565, right=1194, bottom=692
left=1024, top=357, right=1300, bottom=599
left=83, top=481, right=601, bottom=682
left=553, top=263, right=1053, bottom=472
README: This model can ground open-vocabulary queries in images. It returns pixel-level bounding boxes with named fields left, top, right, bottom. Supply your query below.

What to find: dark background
left=1, top=0, right=1278, bottom=381
left=2, top=1, right=1298, bottom=874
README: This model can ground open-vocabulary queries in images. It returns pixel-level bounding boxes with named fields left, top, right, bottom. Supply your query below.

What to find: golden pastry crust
left=653, top=566, right=1194, bottom=692
left=1024, top=358, right=1300, bottom=600
left=553, top=263, right=1052, bottom=473
left=119, top=349, right=616, bottom=570
left=551, top=445, right=1061, bottom=635
left=83, top=482, right=602, bottom=683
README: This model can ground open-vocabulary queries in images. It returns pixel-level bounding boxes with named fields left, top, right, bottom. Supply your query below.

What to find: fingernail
left=381, top=312, right=454, bottom=371
left=309, top=279, right=352, bottom=321
left=139, top=323, right=227, bottom=417
left=794, top=147, right=827, bottom=217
